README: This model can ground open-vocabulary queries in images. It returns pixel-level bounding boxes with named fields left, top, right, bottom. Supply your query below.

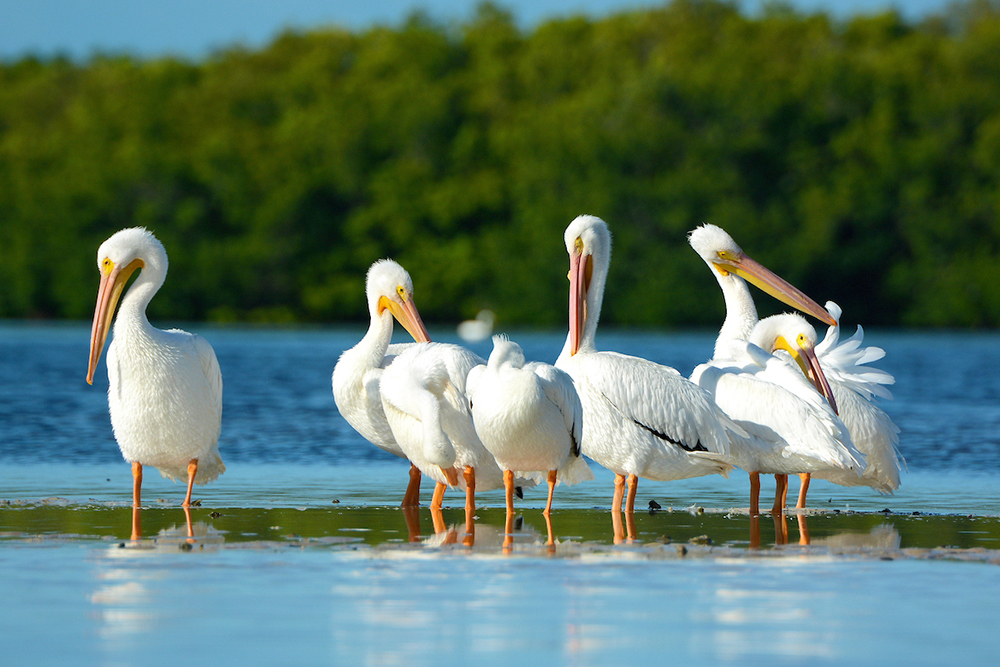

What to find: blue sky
left=1, top=0, right=955, bottom=61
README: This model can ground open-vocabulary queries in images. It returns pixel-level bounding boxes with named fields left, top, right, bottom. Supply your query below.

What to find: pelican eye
left=101, top=258, right=114, bottom=275
left=798, top=333, right=808, bottom=346
left=396, top=285, right=408, bottom=302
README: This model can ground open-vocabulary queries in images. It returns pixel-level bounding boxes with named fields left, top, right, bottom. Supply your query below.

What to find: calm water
left=2, top=323, right=1000, bottom=666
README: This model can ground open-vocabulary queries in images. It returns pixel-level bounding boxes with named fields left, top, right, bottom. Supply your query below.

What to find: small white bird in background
left=379, top=341, right=512, bottom=533
left=457, top=309, right=495, bottom=343
left=752, top=303, right=903, bottom=508
left=87, top=228, right=224, bottom=538
left=554, top=215, right=741, bottom=521
left=467, top=335, right=593, bottom=544
left=332, top=259, right=431, bottom=506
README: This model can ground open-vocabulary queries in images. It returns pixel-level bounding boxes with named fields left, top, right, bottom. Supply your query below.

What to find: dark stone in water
left=648, top=500, right=661, bottom=514
left=210, top=511, right=222, bottom=518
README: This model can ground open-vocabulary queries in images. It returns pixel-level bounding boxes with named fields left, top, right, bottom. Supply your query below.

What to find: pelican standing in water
left=380, top=341, right=512, bottom=538
left=467, top=335, right=593, bottom=545
left=692, top=318, right=864, bottom=515
left=688, top=223, right=863, bottom=514
left=751, top=305, right=902, bottom=508
left=554, top=215, right=741, bottom=520
left=87, top=228, right=224, bottom=538
left=332, top=259, right=431, bottom=506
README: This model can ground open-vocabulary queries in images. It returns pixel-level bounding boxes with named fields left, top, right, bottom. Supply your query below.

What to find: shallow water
left=2, top=324, right=1000, bottom=665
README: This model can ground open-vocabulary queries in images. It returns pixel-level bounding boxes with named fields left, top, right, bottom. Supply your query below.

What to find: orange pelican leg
left=130, top=461, right=143, bottom=540
left=749, top=471, right=761, bottom=517
left=625, top=474, right=638, bottom=540
left=430, top=481, right=447, bottom=512
left=543, top=470, right=557, bottom=516
left=503, top=470, right=515, bottom=550
left=544, top=470, right=557, bottom=546
left=401, top=464, right=422, bottom=507
left=183, top=458, right=198, bottom=508
left=463, top=466, right=476, bottom=537
left=797, top=473, right=811, bottom=510
left=625, top=474, right=638, bottom=514
left=612, top=474, right=626, bottom=514
left=772, top=474, right=787, bottom=515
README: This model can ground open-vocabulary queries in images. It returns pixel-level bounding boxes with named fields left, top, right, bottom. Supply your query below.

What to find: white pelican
left=379, top=341, right=509, bottom=526
left=554, top=215, right=740, bottom=516
left=332, top=259, right=431, bottom=506
left=753, top=304, right=903, bottom=508
left=466, top=335, right=593, bottom=524
left=688, top=223, right=837, bottom=360
left=87, top=228, right=224, bottom=534
left=688, top=223, right=863, bottom=514
left=692, top=319, right=864, bottom=515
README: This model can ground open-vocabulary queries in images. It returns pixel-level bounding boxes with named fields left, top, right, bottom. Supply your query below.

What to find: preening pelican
left=554, top=216, right=740, bottom=516
left=466, top=335, right=593, bottom=526
left=692, top=324, right=864, bottom=516
left=753, top=304, right=903, bottom=507
left=379, top=341, right=509, bottom=525
left=688, top=223, right=862, bottom=514
left=332, top=259, right=431, bottom=506
left=87, top=228, right=224, bottom=537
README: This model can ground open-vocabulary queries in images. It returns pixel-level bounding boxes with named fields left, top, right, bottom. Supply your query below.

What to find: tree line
left=3, top=0, right=1000, bottom=328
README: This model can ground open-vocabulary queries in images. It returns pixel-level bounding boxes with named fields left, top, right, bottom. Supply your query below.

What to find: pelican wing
left=530, top=362, right=583, bottom=457
left=573, top=351, right=735, bottom=456
left=694, top=351, right=862, bottom=471
left=191, top=333, right=223, bottom=422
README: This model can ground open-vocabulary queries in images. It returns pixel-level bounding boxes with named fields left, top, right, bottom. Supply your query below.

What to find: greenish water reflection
left=3, top=502, right=999, bottom=557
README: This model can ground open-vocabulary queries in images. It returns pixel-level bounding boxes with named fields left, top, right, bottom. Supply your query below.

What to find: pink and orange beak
left=380, top=294, right=431, bottom=344
left=568, top=241, right=591, bottom=356
left=775, top=335, right=839, bottom=415
left=714, top=251, right=836, bottom=327
left=87, top=258, right=143, bottom=385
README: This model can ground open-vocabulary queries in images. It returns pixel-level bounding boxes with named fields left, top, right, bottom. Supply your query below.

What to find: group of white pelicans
left=87, top=215, right=902, bottom=544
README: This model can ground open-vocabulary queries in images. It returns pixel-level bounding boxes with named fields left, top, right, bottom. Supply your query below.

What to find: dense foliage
left=3, top=1, right=1000, bottom=327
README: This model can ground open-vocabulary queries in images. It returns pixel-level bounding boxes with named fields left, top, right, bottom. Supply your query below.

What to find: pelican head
left=750, top=313, right=839, bottom=415
left=87, top=227, right=168, bottom=385
left=688, top=224, right=836, bottom=326
left=366, top=259, right=431, bottom=344
left=565, top=215, right=611, bottom=356
left=487, top=334, right=525, bottom=370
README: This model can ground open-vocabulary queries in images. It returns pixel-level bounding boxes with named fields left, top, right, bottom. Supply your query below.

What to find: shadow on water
left=3, top=501, right=999, bottom=560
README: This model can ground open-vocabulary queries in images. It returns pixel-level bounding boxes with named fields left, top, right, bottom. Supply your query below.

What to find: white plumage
left=379, top=341, right=509, bottom=516
left=554, top=216, right=740, bottom=515
left=87, top=227, right=224, bottom=519
left=758, top=303, right=904, bottom=495
left=466, top=335, right=593, bottom=516
left=688, top=223, right=863, bottom=513
left=332, top=259, right=430, bottom=505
